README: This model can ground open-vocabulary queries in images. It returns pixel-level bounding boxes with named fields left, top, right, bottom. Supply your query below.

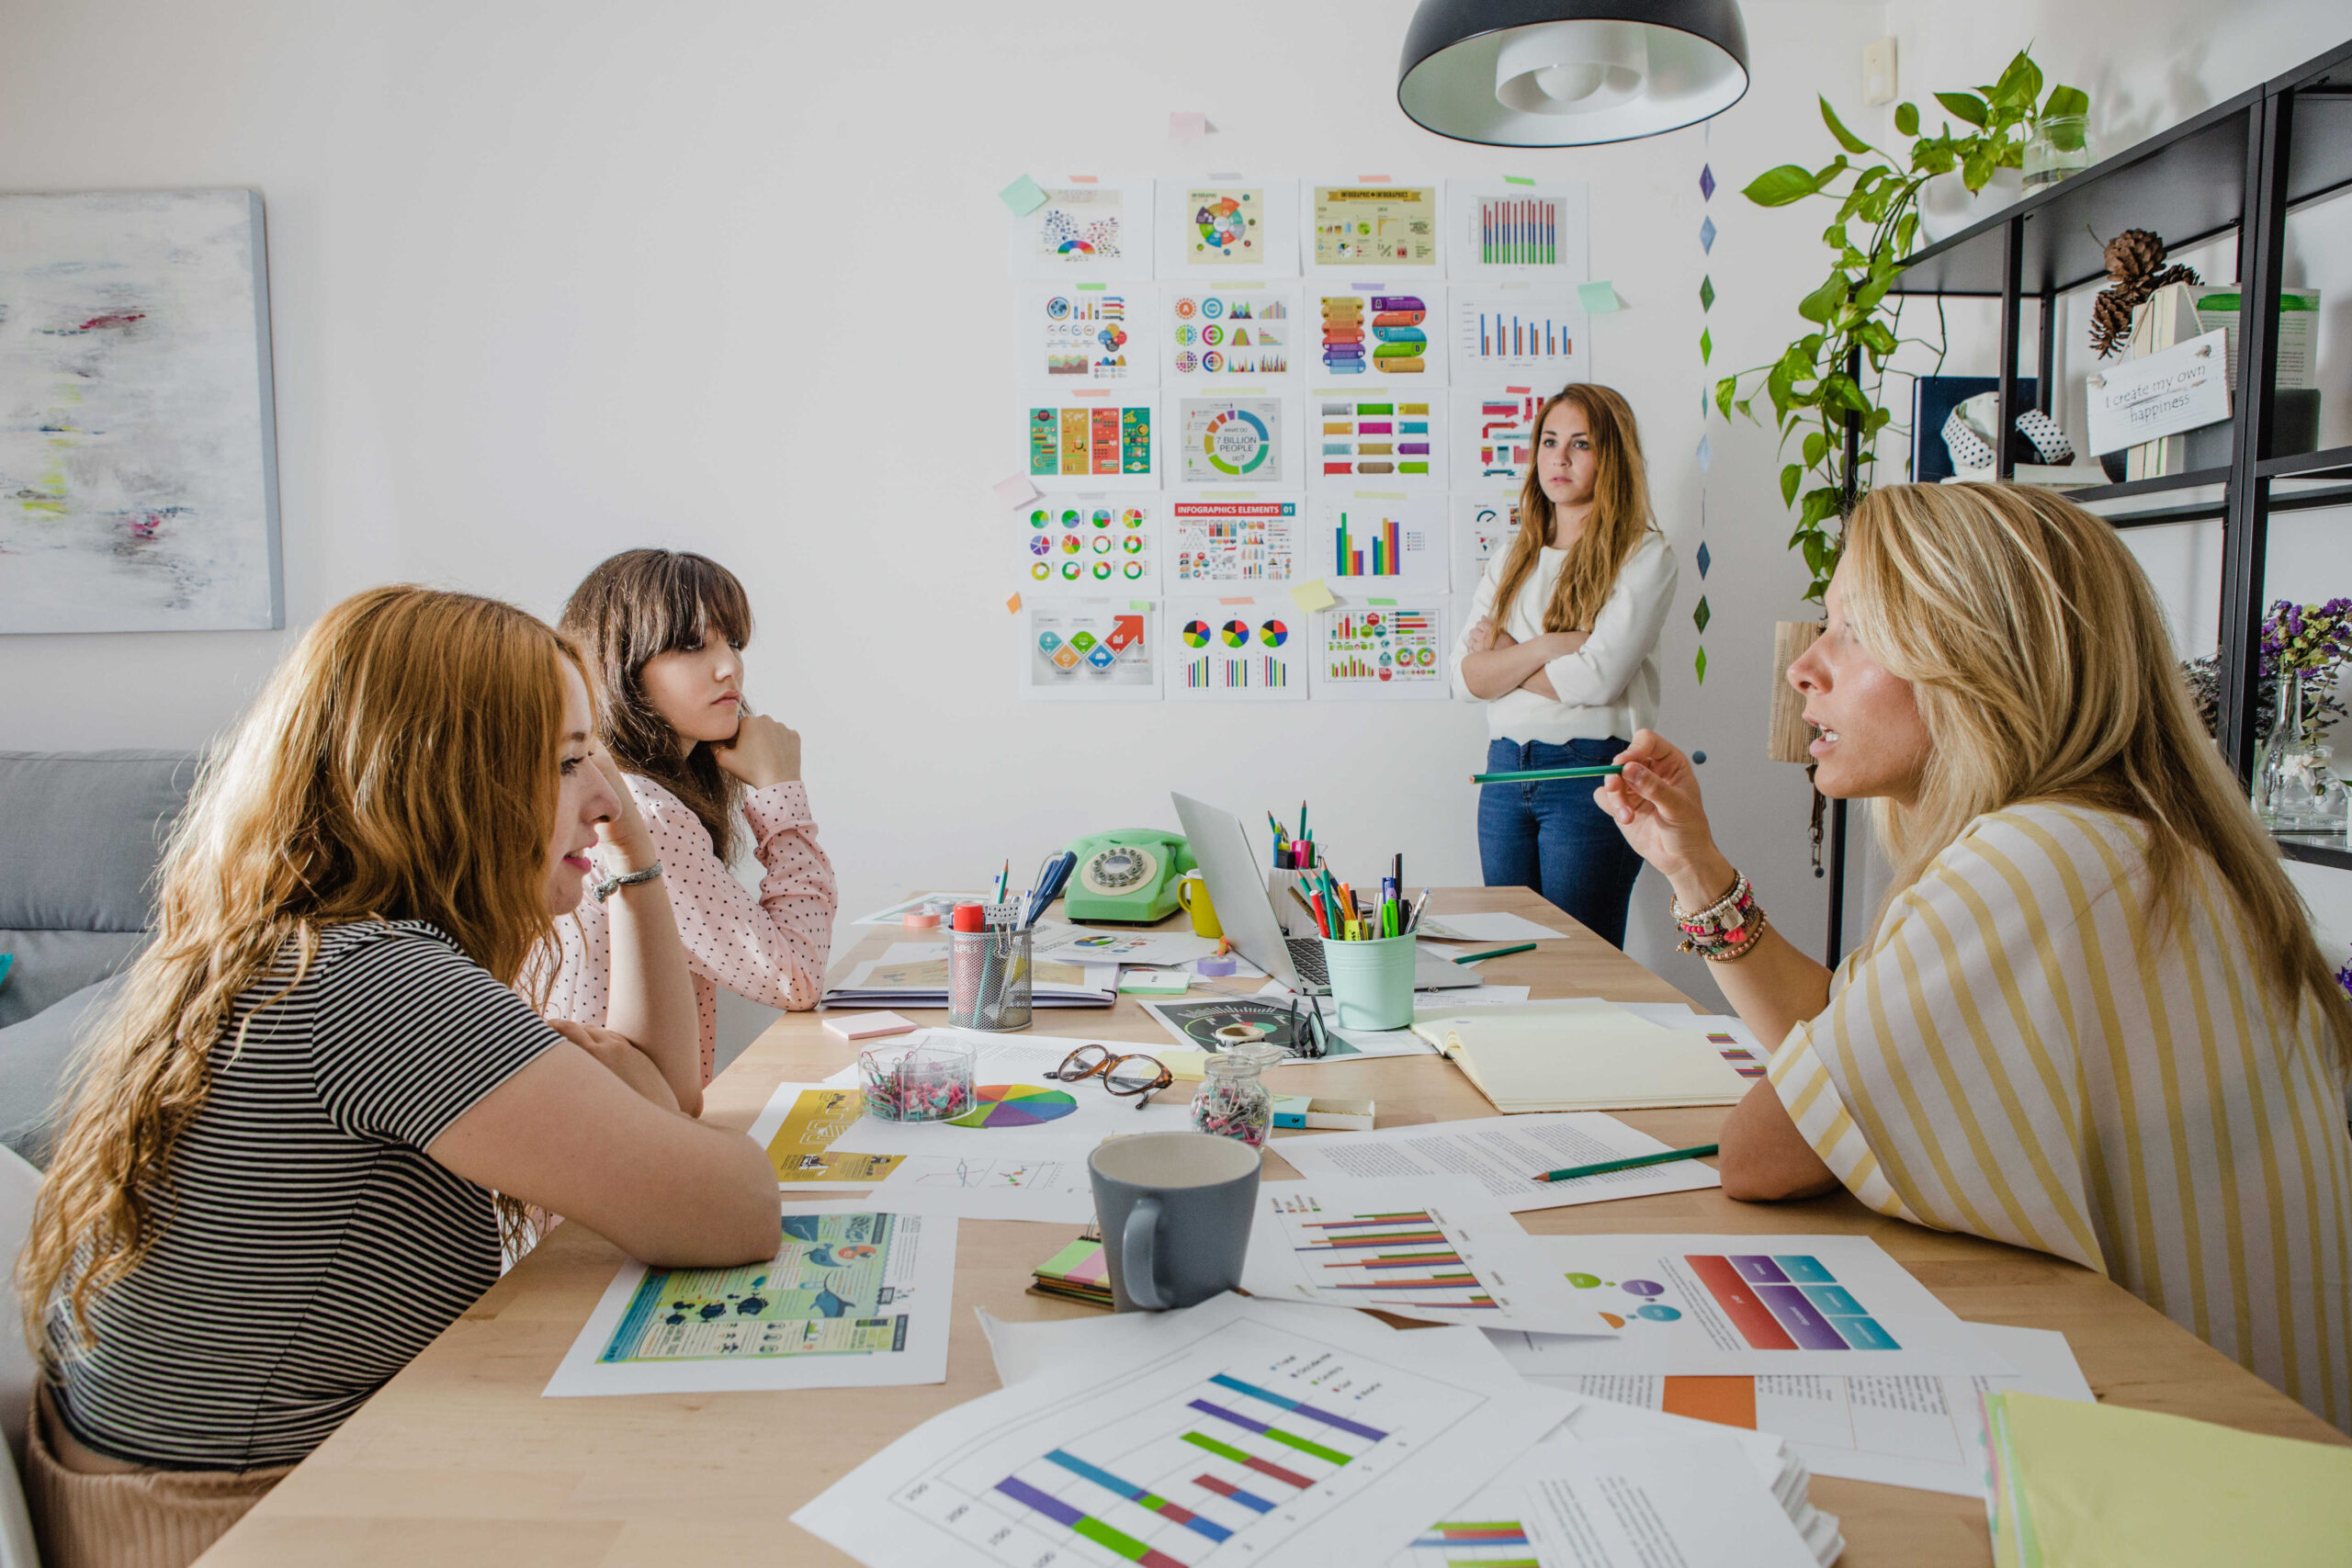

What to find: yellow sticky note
left=1006, top=592, right=1023, bottom=615
left=1290, top=579, right=1337, bottom=613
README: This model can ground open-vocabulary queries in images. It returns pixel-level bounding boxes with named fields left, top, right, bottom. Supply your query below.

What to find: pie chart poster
left=1177, top=393, right=1296, bottom=486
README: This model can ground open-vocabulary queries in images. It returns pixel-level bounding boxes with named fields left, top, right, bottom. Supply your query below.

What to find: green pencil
left=1453, top=942, right=1538, bottom=964
left=1470, top=765, right=1626, bottom=784
left=1532, top=1143, right=1720, bottom=1183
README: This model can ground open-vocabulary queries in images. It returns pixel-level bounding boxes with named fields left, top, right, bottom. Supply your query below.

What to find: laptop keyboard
left=1284, top=938, right=1329, bottom=987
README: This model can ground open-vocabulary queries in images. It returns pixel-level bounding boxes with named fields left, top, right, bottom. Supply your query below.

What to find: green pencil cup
left=1320, top=932, right=1417, bottom=1031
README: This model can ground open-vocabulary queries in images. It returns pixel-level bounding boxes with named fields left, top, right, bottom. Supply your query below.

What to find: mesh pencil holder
left=949, top=924, right=1033, bottom=1032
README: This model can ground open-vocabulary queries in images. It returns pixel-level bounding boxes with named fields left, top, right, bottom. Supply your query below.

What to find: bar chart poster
left=1451, top=288, right=1586, bottom=382
left=1452, top=494, right=1522, bottom=592
left=1314, top=495, right=1447, bottom=592
left=1311, top=393, right=1447, bottom=489
left=1454, top=388, right=1543, bottom=487
left=1312, top=603, right=1452, bottom=701
left=1309, top=283, right=1448, bottom=384
left=1164, top=598, right=1306, bottom=703
left=809, top=1308, right=1564, bottom=1568
left=1443, top=178, right=1590, bottom=279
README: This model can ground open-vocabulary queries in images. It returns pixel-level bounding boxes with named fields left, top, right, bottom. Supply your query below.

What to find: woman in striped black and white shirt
left=17, top=586, right=778, bottom=1566
left=1597, top=482, right=2352, bottom=1434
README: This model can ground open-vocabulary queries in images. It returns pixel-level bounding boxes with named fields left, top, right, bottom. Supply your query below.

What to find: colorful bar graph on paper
left=1192, top=1472, right=1274, bottom=1513
left=1333, top=511, right=1402, bottom=577
left=1043, top=1450, right=1233, bottom=1543
left=1187, top=1399, right=1355, bottom=1464
left=1478, top=195, right=1559, bottom=266
left=993, top=1475, right=1192, bottom=1568
left=1684, top=1253, right=1900, bottom=1351
left=1204, top=1374, right=1390, bottom=1441
left=1463, top=310, right=1574, bottom=362
left=1180, top=1430, right=1314, bottom=1490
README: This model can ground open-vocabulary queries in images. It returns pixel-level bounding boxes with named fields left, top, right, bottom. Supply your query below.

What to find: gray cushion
left=0, top=975, right=119, bottom=1167
left=0, top=750, right=195, bottom=1027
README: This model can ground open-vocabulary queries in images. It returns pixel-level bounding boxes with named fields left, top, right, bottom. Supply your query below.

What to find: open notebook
left=1411, top=999, right=1763, bottom=1112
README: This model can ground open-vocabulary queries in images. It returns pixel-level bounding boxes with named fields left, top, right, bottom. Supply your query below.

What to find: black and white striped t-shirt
left=51, top=919, right=560, bottom=1471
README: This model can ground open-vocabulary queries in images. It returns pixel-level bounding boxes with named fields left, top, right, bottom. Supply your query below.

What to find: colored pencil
left=1453, top=942, right=1537, bottom=964
left=1470, top=765, right=1625, bottom=784
left=1533, top=1144, right=1720, bottom=1183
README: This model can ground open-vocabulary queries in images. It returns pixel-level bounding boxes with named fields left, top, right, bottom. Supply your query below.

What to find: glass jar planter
left=2023, top=116, right=2092, bottom=192
left=2257, top=670, right=2346, bottom=832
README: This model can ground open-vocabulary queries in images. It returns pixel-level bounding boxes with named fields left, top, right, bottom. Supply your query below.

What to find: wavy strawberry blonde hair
left=1838, top=482, right=2352, bottom=1066
left=21, top=586, right=584, bottom=1354
left=1487, top=382, right=1658, bottom=633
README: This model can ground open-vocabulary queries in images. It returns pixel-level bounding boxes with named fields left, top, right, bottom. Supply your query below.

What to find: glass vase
left=2023, top=116, right=2092, bottom=192
left=2257, top=670, right=2346, bottom=832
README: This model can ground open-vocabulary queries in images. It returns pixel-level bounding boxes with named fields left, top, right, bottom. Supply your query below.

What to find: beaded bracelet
left=1671, top=870, right=1767, bottom=962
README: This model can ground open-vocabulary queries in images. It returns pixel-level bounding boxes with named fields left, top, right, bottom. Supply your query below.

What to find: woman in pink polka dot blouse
left=545, top=549, right=837, bottom=1083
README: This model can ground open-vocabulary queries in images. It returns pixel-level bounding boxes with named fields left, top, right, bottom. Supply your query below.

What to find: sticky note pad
left=1291, top=579, right=1337, bottom=613
left=1578, top=279, right=1623, bottom=313
left=992, top=473, right=1040, bottom=506
left=999, top=175, right=1048, bottom=216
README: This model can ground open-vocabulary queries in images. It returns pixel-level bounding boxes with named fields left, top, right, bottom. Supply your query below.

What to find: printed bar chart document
left=1275, top=1113, right=1723, bottom=1213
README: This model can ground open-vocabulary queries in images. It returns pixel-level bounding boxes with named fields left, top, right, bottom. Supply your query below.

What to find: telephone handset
left=1062, top=829, right=1195, bottom=924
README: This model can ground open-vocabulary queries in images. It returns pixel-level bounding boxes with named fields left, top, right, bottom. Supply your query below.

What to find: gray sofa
left=0, top=751, right=197, bottom=1163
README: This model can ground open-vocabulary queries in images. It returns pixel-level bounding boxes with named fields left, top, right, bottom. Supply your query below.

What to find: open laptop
left=1172, top=792, right=1479, bottom=994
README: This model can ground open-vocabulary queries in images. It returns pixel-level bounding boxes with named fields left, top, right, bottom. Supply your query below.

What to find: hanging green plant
left=1715, top=51, right=2088, bottom=603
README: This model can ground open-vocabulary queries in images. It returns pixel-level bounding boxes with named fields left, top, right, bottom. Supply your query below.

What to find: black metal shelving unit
left=1869, top=37, right=2352, bottom=897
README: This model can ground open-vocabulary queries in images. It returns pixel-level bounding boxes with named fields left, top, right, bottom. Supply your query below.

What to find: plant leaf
left=1796, top=274, right=1849, bottom=324
left=1803, top=430, right=1829, bottom=467
left=1819, top=96, right=1874, bottom=154
left=1894, top=101, right=1920, bottom=137
left=1935, top=90, right=1988, bottom=128
left=1744, top=164, right=1821, bottom=206
left=1715, top=376, right=1738, bottom=419
left=2042, top=84, right=2088, bottom=119
left=1781, top=463, right=1804, bottom=508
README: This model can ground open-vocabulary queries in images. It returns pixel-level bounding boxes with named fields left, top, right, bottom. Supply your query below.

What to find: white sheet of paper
left=1490, top=1235, right=2017, bottom=1378
left=1516, top=1323, right=2089, bottom=1498
left=1032, top=928, right=1220, bottom=966
left=1396, top=1436, right=1821, bottom=1568
left=1275, top=1112, right=1723, bottom=1213
left=542, top=1205, right=954, bottom=1396
left=793, top=1291, right=1576, bottom=1568
left=866, top=1150, right=1100, bottom=1223
left=1414, top=911, right=1575, bottom=942
left=830, top=1031, right=1195, bottom=1155
left=1241, top=1177, right=1619, bottom=1335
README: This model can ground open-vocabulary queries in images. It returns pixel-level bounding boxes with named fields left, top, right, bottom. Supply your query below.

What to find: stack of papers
left=821, top=953, right=1118, bottom=1010
left=1413, top=999, right=1758, bottom=1111
left=1278, top=1112, right=1724, bottom=1213
left=1984, top=1389, right=2352, bottom=1567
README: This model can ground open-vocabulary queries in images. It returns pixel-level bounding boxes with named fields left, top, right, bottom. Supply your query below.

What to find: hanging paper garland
left=1692, top=137, right=1714, bottom=683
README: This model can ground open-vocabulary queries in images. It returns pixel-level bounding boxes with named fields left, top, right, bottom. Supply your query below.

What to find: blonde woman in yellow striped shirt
left=1598, top=481, right=2352, bottom=1433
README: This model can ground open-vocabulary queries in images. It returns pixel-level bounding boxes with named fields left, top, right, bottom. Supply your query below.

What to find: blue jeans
left=1477, top=738, right=1645, bottom=949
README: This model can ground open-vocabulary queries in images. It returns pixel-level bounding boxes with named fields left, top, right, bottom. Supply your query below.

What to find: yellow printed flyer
left=1313, top=186, right=1440, bottom=269
left=761, top=1087, right=905, bottom=1186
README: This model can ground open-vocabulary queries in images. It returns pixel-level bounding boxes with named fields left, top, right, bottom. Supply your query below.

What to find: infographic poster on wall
left=1456, top=387, right=1544, bottom=487
left=1444, top=178, right=1590, bottom=279
left=1312, top=391, right=1447, bottom=488
left=1314, top=493, right=1449, bottom=592
left=1016, top=282, right=1153, bottom=388
left=1165, top=597, right=1306, bottom=702
left=1306, top=182, right=1444, bottom=274
left=1018, top=495, right=1159, bottom=595
left=1170, top=496, right=1300, bottom=584
left=1310, top=282, right=1447, bottom=384
left=1453, top=492, right=1524, bottom=590
left=1311, top=602, right=1453, bottom=701
left=1176, top=392, right=1294, bottom=486
left=1021, top=395, right=1160, bottom=491
left=1157, top=179, right=1299, bottom=276
left=1007, top=178, right=1156, bottom=281
left=1451, top=287, right=1585, bottom=384
left=1023, top=600, right=1160, bottom=700
left=1162, top=285, right=1300, bottom=385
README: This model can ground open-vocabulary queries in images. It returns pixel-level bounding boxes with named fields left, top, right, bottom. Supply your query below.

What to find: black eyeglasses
left=1048, top=1044, right=1174, bottom=1107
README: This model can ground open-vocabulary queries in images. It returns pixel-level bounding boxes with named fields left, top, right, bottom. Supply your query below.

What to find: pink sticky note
left=1170, top=111, right=1207, bottom=141
left=992, top=474, right=1040, bottom=506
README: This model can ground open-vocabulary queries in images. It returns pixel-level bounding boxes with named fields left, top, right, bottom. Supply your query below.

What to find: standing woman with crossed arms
left=1452, top=383, right=1679, bottom=948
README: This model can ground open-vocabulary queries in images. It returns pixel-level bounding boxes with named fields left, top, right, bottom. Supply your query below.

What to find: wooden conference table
left=200, top=887, right=2348, bottom=1567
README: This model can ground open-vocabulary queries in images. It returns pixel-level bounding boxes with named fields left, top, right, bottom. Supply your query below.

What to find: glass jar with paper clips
left=949, top=903, right=1032, bottom=1031
left=858, top=1034, right=976, bottom=1122
left=1190, top=1043, right=1286, bottom=1149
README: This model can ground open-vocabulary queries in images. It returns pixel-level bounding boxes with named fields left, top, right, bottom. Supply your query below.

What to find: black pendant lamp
left=1398, top=0, right=1750, bottom=147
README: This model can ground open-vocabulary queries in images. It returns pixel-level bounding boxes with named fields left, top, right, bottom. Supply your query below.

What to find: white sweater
left=1450, top=531, right=1678, bottom=744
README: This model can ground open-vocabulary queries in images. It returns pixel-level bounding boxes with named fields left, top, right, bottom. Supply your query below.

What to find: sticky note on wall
left=1578, top=280, right=1623, bottom=313
left=1290, top=579, right=1337, bottom=613
left=999, top=175, right=1048, bottom=215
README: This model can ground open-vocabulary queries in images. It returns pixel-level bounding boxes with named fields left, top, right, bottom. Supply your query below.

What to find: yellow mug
left=1177, top=872, right=1221, bottom=939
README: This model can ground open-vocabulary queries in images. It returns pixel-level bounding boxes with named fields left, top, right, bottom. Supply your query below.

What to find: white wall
left=2, top=0, right=2340, bottom=1018
left=0, top=0, right=1905, bottom=1010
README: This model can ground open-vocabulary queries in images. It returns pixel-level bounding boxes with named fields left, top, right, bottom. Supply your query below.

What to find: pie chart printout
left=950, top=1084, right=1081, bottom=1129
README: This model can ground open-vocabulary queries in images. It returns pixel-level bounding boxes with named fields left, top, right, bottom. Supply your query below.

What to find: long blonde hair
left=1839, top=482, right=2352, bottom=1065
left=1488, top=383, right=1657, bottom=632
left=21, top=586, right=581, bottom=1355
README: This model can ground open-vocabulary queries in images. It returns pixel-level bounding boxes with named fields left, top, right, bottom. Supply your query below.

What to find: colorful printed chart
left=1451, top=288, right=1585, bottom=381
left=1315, top=494, right=1447, bottom=591
left=1008, top=179, right=1155, bottom=282
left=1165, top=598, right=1305, bottom=703
left=1156, top=179, right=1300, bottom=279
left=1313, top=394, right=1445, bottom=487
left=1023, top=398, right=1159, bottom=491
left=1170, top=498, right=1298, bottom=582
left=1443, top=177, right=1591, bottom=278
left=1164, top=288, right=1297, bottom=382
left=1455, top=387, right=1543, bottom=486
left=1312, top=285, right=1444, bottom=383
left=599, top=1213, right=912, bottom=1365
left=1310, top=183, right=1441, bottom=271
left=1018, top=283, right=1151, bottom=387
left=951, top=1084, right=1080, bottom=1129
left=1452, top=493, right=1521, bottom=591
left=1025, top=602, right=1159, bottom=700
left=1179, top=395, right=1288, bottom=484
left=1021, top=498, right=1157, bottom=592
left=1312, top=604, right=1451, bottom=701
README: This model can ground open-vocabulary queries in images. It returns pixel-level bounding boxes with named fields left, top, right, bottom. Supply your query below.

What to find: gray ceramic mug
left=1089, top=1132, right=1262, bottom=1311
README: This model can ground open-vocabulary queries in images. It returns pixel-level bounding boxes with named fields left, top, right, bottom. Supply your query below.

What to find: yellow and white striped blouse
left=1770, top=802, right=2352, bottom=1433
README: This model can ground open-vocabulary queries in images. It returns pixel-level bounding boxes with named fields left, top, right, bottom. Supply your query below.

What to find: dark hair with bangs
left=559, top=549, right=755, bottom=861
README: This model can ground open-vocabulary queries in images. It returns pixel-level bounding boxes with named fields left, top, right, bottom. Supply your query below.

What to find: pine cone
left=2104, top=228, right=2166, bottom=282
left=2091, top=291, right=2137, bottom=356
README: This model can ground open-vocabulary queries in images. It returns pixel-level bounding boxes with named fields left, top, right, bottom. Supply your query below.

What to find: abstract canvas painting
left=0, top=189, right=282, bottom=633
